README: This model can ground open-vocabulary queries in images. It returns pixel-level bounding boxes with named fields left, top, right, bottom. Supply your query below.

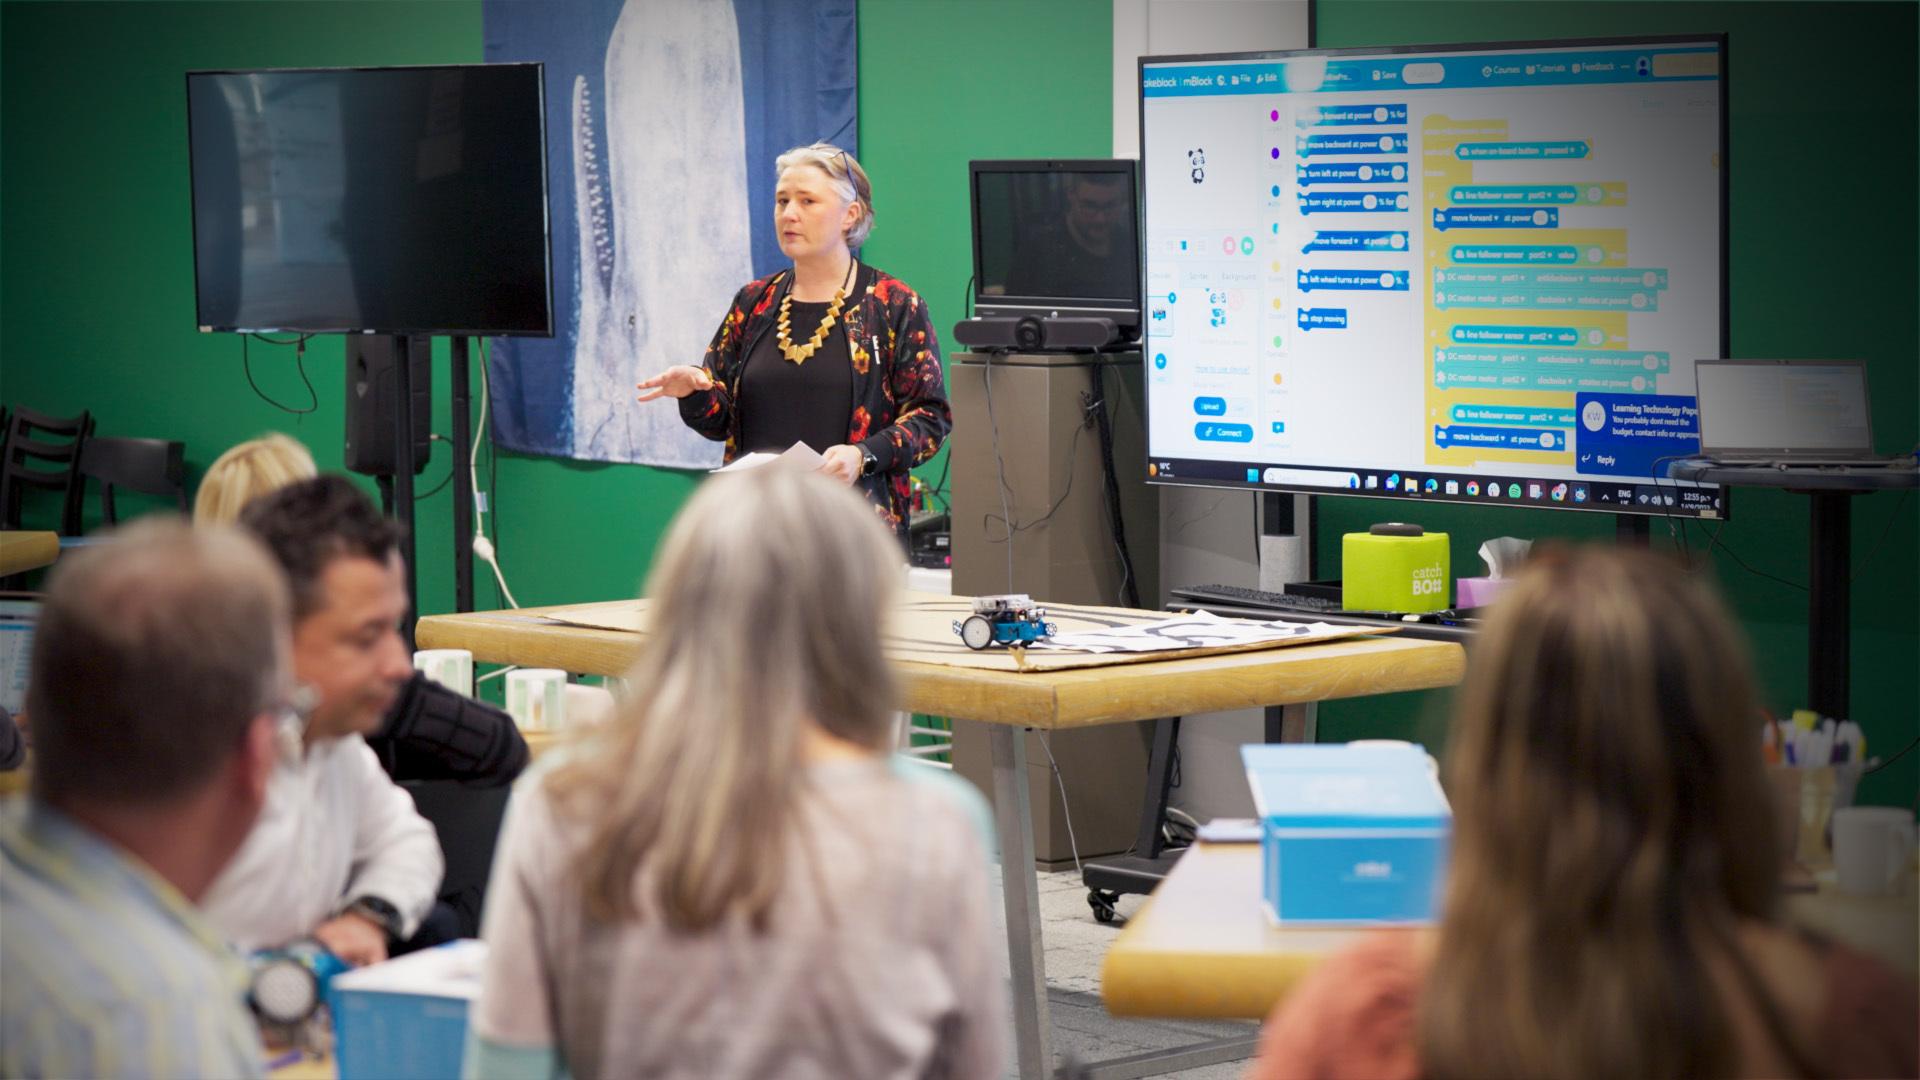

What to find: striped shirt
left=0, top=800, right=264, bottom=1079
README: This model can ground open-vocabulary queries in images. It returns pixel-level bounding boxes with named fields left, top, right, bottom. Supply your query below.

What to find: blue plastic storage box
left=331, top=939, right=483, bottom=1079
left=1242, top=743, right=1451, bottom=925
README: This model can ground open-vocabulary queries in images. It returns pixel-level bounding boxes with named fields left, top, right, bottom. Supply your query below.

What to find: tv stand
left=386, top=334, right=480, bottom=650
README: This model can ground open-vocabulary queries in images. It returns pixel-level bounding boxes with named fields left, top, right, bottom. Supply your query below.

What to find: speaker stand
left=390, top=335, right=419, bottom=648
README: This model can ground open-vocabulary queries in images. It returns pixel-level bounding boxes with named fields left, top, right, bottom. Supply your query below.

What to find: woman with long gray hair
left=466, top=466, right=1004, bottom=1079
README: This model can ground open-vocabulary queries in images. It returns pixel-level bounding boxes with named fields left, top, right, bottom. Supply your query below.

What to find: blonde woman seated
left=467, top=467, right=1005, bottom=1079
left=192, top=433, right=317, bottom=525
left=1253, top=547, right=1917, bottom=1080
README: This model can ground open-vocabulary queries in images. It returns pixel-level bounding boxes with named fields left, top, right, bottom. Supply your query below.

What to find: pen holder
left=1768, top=763, right=1865, bottom=869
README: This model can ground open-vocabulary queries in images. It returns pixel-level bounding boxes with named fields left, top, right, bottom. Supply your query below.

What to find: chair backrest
left=402, top=780, right=513, bottom=939
left=0, top=407, right=93, bottom=534
left=79, top=437, right=187, bottom=524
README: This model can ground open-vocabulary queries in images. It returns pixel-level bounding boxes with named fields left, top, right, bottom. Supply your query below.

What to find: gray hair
left=775, top=141, right=875, bottom=247
left=555, top=466, right=903, bottom=930
left=29, top=518, right=291, bottom=807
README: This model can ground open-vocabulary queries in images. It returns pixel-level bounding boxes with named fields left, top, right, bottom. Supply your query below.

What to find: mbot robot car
left=953, top=594, right=1058, bottom=650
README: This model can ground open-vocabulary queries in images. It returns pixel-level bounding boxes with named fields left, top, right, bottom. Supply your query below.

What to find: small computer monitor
left=971, top=160, right=1142, bottom=336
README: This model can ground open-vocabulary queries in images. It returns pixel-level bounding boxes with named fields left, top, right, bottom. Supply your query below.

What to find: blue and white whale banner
left=483, top=0, right=858, bottom=466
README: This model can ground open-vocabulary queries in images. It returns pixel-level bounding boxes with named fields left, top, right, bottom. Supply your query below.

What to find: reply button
left=1193, top=396, right=1228, bottom=416
left=1195, top=422, right=1253, bottom=443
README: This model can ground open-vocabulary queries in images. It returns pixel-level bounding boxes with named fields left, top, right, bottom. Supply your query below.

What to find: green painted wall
left=1311, top=1, right=1918, bottom=808
left=1, top=1, right=493, bottom=619
left=0, top=0, right=1111, bottom=622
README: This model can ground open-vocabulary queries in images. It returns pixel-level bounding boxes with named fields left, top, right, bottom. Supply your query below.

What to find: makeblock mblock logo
left=1188, top=148, right=1206, bottom=184
left=1410, top=565, right=1445, bottom=598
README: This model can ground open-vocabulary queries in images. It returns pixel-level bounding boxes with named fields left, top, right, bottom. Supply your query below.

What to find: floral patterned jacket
left=678, top=265, right=952, bottom=537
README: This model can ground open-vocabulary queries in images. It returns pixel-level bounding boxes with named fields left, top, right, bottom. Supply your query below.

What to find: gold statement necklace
left=776, top=259, right=855, bottom=364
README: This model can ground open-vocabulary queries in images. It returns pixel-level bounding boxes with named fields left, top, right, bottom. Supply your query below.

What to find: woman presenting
left=637, top=142, right=951, bottom=539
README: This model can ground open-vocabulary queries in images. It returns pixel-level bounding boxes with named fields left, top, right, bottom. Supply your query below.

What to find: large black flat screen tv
left=187, top=63, right=554, bottom=337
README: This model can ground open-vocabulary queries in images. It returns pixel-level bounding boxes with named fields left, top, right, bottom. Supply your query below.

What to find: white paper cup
left=412, top=649, right=474, bottom=697
left=505, top=669, right=568, bottom=732
left=1831, top=806, right=1917, bottom=896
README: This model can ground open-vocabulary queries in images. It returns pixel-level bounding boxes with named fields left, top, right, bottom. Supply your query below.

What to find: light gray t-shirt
left=472, top=756, right=1005, bottom=1079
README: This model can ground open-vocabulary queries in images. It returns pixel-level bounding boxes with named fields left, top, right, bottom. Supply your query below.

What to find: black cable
left=414, top=436, right=453, bottom=500
left=241, top=333, right=318, bottom=414
left=1708, top=536, right=1808, bottom=592
left=1691, top=515, right=1731, bottom=569
left=1647, top=453, right=1692, bottom=560
left=982, top=431, right=1086, bottom=541
left=1089, top=360, right=1140, bottom=608
left=1865, top=734, right=1918, bottom=775
left=1849, top=488, right=1912, bottom=584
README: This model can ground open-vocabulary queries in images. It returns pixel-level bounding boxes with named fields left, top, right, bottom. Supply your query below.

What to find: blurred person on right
left=467, top=466, right=1005, bottom=1079
left=1252, top=546, right=1917, bottom=1080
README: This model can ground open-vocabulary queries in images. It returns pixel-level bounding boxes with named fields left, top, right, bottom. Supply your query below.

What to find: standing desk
left=1666, top=461, right=1917, bottom=719
left=416, top=596, right=1465, bottom=1078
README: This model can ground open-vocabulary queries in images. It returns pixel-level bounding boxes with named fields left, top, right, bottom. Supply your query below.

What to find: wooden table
left=1101, top=842, right=1376, bottom=1022
left=417, top=599, right=1466, bottom=1078
left=1101, top=840, right=1919, bottom=1073
left=0, top=531, right=58, bottom=576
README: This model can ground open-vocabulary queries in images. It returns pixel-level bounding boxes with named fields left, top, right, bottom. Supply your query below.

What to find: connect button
left=1193, top=396, right=1227, bottom=416
left=1194, top=422, right=1254, bottom=443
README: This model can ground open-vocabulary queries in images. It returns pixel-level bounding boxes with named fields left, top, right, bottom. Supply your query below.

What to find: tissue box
left=332, top=939, right=484, bottom=1080
left=1242, top=743, right=1451, bottom=925
left=1454, top=576, right=1513, bottom=609
left=1342, top=530, right=1450, bottom=612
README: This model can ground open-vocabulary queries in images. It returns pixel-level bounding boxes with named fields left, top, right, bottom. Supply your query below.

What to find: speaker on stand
left=344, top=334, right=434, bottom=646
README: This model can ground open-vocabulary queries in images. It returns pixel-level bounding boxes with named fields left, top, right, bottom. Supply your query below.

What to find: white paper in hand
left=712, top=441, right=826, bottom=474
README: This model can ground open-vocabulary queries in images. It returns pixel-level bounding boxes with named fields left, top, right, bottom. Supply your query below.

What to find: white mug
left=412, top=649, right=474, bottom=697
left=1831, top=806, right=1916, bottom=897
left=505, top=669, right=569, bottom=732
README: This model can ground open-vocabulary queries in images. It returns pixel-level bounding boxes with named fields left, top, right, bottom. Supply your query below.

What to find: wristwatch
left=341, top=895, right=402, bottom=938
left=857, top=444, right=880, bottom=478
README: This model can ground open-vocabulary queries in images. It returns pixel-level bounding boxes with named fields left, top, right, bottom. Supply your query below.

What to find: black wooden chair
left=0, top=407, right=93, bottom=534
left=80, top=437, right=188, bottom=524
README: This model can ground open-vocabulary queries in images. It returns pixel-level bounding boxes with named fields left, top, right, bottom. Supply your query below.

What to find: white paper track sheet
left=711, top=441, right=824, bottom=473
left=1031, top=610, right=1364, bottom=654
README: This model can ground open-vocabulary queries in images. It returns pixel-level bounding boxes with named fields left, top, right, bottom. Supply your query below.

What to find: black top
left=738, top=283, right=857, bottom=456
left=365, top=671, right=529, bottom=787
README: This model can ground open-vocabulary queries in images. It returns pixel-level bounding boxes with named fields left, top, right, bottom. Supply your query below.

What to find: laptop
left=0, top=595, right=38, bottom=716
left=1694, top=360, right=1899, bottom=467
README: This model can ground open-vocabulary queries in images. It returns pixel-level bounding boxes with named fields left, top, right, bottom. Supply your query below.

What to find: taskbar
left=1146, top=457, right=1726, bottom=519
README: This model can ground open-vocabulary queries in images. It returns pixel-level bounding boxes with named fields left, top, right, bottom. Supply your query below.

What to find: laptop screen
left=0, top=598, right=37, bottom=716
left=1695, top=361, right=1873, bottom=458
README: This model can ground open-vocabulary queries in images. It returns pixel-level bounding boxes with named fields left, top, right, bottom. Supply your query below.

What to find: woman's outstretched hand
left=636, top=365, right=714, bottom=402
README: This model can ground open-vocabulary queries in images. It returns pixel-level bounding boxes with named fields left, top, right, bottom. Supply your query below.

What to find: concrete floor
left=992, top=861, right=1260, bottom=1080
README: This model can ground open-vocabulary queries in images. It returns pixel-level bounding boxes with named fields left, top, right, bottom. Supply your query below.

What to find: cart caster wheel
left=1088, top=889, right=1120, bottom=924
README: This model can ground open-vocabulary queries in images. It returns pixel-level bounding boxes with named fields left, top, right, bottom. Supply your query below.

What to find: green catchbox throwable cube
left=1343, top=525, right=1450, bottom=612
